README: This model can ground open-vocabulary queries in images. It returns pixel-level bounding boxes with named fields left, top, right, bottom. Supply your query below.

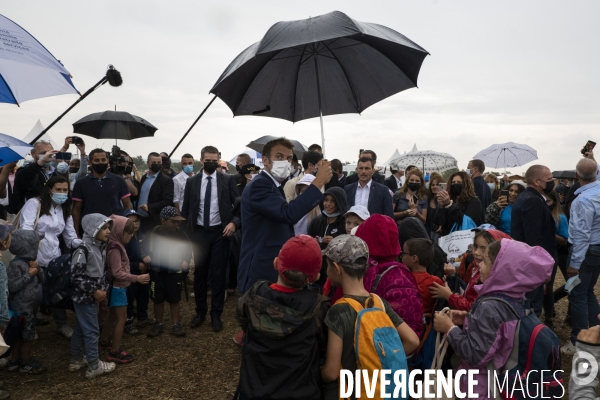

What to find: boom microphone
left=105, top=65, right=123, bottom=87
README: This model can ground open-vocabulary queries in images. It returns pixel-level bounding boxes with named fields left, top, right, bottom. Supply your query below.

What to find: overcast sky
left=1, top=1, right=599, bottom=172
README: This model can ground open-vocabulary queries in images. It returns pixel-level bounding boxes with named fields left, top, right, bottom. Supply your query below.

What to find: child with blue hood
left=433, top=239, right=554, bottom=399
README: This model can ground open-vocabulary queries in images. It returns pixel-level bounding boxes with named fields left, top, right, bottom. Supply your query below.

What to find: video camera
left=109, top=145, right=132, bottom=175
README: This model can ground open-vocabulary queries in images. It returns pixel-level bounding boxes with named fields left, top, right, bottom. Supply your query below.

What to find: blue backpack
left=478, top=297, right=563, bottom=399
left=44, top=245, right=89, bottom=310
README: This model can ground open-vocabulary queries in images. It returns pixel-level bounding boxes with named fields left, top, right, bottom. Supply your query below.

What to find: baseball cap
left=277, top=235, right=322, bottom=282
left=472, top=223, right=496, bottom=232
left=345, top=205, right=370, bottom=221
left=122, top=209, right=145, bottom=219
left=323, top=235, right=369, bottom=270
left=160, top=206, right=186, bottom=221
left=0, top=224, right=15, bottom=242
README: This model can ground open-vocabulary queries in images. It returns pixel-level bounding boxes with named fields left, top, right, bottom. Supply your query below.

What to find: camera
left=109, top=145, right=130, bottom=175
left=71, top=136, right=84, bottom=146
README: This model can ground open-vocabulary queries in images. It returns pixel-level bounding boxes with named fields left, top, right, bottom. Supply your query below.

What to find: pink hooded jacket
left=106, top=215, right=137, bottom=289
left=446, top=239, right=554, bottom=399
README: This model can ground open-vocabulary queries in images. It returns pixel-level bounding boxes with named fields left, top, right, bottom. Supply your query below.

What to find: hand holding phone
left=581, top=140, right=596, bottom=155
left=439, top=182, right=447, bottom=191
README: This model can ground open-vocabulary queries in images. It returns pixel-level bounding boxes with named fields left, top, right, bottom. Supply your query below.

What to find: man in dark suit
left=138, top=152, right=174, bottom=234
left=344, top=157, right=394, bottom=218
left=511, top=164, right=557, bottom=317
left=384, top=167, right=404, bottom=193
left=238, top=137, right=332, bottom=293
left=325, top=159, right=347, bottom=190
left=181, top=146, right=239, bottom=332
left=467, top=159, right=492, bottom=222
left=345, top=150, right=385, bottom=186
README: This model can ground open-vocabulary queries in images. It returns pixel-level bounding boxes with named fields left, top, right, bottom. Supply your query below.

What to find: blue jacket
left=238, top=171, right=324, bottom=293
left=344, top=180, right=393, bottom=218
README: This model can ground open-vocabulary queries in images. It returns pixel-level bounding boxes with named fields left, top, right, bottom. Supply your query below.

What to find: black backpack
left=44, top=245, right=89, bottom=310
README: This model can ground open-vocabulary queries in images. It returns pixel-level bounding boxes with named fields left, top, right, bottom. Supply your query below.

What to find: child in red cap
left=236, top=235, right=330, bottom=400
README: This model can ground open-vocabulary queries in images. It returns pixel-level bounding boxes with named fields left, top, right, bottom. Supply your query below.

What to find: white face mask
left=246, top=173, right=256, bottom=181
left=487, top=183, right=496, bottom=191
left=465, top=168, right=472, bottom=177
left=268, top=160, right=291, bottom=181
left=56, top=162, right=69, bottom=174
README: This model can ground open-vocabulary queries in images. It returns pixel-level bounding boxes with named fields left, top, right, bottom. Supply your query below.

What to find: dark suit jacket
left=384, top=175, right=400, bottom=193
left=139, top=171, right=174, bottom=229
left=238, top=171, right=324, bottom=293
left=472, top=175, right=492, bottom=222
left=344, top=180, right=393, bottom=218
left=511, top=187, right=557, bottom=258
left=181, top=171, right=239, bottom=231
left=345, top=171, right=384, bottom=186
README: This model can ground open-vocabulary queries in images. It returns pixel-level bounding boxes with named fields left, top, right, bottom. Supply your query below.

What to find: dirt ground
left=1, top=274, right=597, bottom=399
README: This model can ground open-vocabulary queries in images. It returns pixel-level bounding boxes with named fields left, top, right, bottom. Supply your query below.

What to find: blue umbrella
left=0, top=133, right=33, bottom=166
left=0, top=14, right=79, bottom=105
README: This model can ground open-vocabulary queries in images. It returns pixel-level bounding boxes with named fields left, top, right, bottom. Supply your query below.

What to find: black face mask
left=69, top=167, right=79, bottom=174
left=92, top=163, right=108, bottom=174
left=451, top=184, right=463, bottom=197
left=542, top=180, right=555, bottom=195
left=150, top=164, right=161, bottom=173
left=203, top=161, right=219, bottom=174
left=235, top=165, right=241, bottom=172
left=113, top=165, right=127, bottom=175
left=407, top=182, right=421, bottom=192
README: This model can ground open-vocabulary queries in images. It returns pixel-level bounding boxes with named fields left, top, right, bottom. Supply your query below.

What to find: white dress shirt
left=196, top=171, right=221, bottom=227
left=355, top=180, right=372, bottom=208
left=173, top=170, right=195, bottom=210
left=20, top=198, right=81, bottom=267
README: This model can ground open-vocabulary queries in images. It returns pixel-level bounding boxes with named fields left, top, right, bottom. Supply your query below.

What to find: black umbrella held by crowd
left=72, top=110, right=157, bottom=144
left=168, top=11, right=429, bottom=157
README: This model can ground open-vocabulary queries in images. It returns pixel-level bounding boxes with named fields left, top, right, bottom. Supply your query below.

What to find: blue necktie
left=204, top=176, right=212, bottom=227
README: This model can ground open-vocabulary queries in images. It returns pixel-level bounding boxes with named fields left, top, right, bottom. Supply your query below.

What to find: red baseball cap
left=277, top=235, right=322, bottom=283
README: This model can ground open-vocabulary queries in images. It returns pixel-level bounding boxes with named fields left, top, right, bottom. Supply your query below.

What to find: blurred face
left=147, top=155, right=162, bottom=171
left=323, top=194, right=338, bottom=215
left=1, top=232, right=12, bottom=251
left=245, top=171, right=258, bottom=182
left=161, top=218, right=181, bottom=231
left=345, top=214, right=363, bottom=234
left=360, top=152, right=375, bottom=166
left=546, top=197, right=555, bottom=208
left=127, top=215, right=141, bottom=232
left=122, top=231, right=134, bottom=244
left=96, top=224, right=111, bottom=242
left=69, top=159, right=80, bottom=169
left=479, top=247, right=494, bottom=282
left=33, top=143, right=53, bottom=159
left=430, top=179, right=441, bottom=194
left=262, top=144, right=294, bottom=173
left=508, top=185, right=520, bottom=204
left=407, top=173, right=422, bottom=186
left=467, top=161, right=473, bottom=171
left=181, top=156, right=194, bottom=167
left=451, top=175, right=464, bottom=185
left=401, top=243, right=418, bottom=269
left=533, top=168, right=553, bottom=190
left=472, top=236, right=490, bottom=264
left=357, top=161, right=374, bottom=184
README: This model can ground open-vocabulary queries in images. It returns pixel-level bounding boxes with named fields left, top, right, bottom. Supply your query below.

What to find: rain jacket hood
left=9, top=229, right=43, bottom=260
left=108, top=215, right=128, bottom=250
left=82, top=213, right=112, bottom=247
left=323, top=187, right=348, bottom=215
left=476, top=238, right=554, bottom=298
left=398, top=217, right=428, bottom=244
left=355, top=214, right=400, bottom=263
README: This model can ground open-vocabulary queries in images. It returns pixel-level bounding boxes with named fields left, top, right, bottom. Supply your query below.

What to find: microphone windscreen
left=106, top=65, right=123, bottom=87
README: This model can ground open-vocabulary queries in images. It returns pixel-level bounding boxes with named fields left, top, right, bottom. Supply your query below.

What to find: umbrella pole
left=313, top=45, right=326, bottom=157
left=168, top=95, right=217, bottom=158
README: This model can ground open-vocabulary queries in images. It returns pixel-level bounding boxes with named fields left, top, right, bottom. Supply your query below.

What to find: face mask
left=246, top=174, right=256, bottom=181
left=451, top=183, right=463, bottom=197
left=149, top=164, right=161, bottom=173
left=487, top=183, right=496, bottom=191
left=69, top=167, right=79, bottom=174
left=51, top=192, right=68, bottom=205
left=92, top=163, right=109, bottom=174
left=183, top=165, right=194, bottom=174
left=465, top=168, right=472, bottom=177
left=56, top=162, right=69, bottom=174
left=407, top=182, right=420, bottom=192
left=203, top=161, right=218, bottom=174
left=235, top=165, right=241, bottom=172
left=322, top=210, right=341, bottom=218
left=268, top=160, right=291, bottom=181
left=542, top=180, right=555, bottom=195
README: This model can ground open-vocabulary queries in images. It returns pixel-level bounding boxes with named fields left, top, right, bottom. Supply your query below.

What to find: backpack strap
left=371, top=265, right=398, bottom=293
left=336, top=294, right=385, bottom=313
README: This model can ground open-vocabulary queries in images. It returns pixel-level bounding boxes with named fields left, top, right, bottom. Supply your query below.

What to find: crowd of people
left=0, top=135, right=599, bottom=399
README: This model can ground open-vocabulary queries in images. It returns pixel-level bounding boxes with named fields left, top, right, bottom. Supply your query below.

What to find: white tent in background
left=382, top=149, right=402, bottom=166
left=22, top=120, right=60, bottom=150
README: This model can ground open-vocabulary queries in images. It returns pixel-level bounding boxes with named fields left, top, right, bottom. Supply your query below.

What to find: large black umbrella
left=72, top=111, right=157, bottom=144
left=210, top=11, right=429, bottom=155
